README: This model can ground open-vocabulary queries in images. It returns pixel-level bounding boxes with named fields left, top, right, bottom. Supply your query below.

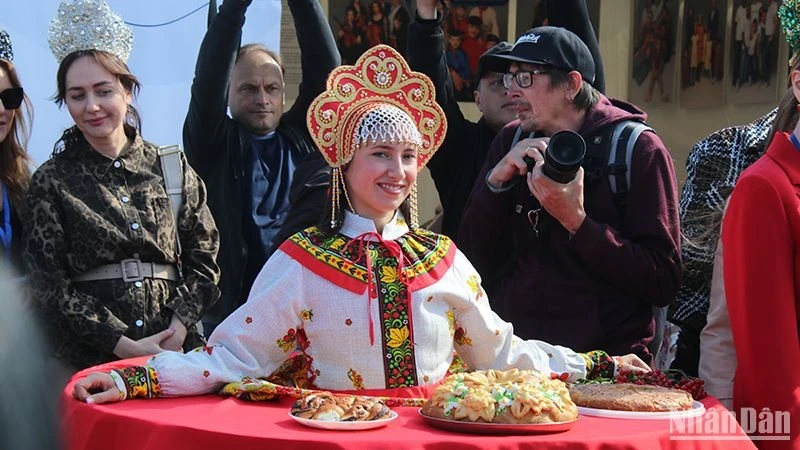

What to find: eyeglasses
left=502, top=69, right=548, bottom=89
left=0, top=87, right=23, bottom=110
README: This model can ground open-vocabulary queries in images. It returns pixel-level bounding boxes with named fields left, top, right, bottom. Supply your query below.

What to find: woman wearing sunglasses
left=0, top=30, right=32, bottom=275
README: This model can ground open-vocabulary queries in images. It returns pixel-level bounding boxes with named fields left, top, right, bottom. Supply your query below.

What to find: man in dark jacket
left=407, top=0, right=604, bottom=238
left=458, top=27, right=681, bottom=365
left=183, top=0, right=339, bottom=331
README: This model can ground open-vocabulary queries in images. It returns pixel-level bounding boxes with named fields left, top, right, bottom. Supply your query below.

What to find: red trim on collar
left=279, top=240, right=368, bottom=295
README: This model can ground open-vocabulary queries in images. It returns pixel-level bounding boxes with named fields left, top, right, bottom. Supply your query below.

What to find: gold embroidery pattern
left=288, top=228, right=452, bottom=285
left=348, top=368, right=365, bottom=390
left=466, top=274, right=483, bottom=301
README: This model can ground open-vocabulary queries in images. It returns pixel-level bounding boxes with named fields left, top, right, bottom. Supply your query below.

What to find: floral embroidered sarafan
left=282, top=227, right=455, bottom=295
left=281, top=225, right=456, bottom=388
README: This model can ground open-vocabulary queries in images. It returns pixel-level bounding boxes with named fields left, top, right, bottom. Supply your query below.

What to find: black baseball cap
left=492, top=26, right=595, bottom=85
left=473, top=41, right=513, bottom=85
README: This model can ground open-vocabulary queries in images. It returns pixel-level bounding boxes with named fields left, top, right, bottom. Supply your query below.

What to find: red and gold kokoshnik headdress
left=307, top=45, right=447, bottom=228
left=307, top=45, right=447, bottom=168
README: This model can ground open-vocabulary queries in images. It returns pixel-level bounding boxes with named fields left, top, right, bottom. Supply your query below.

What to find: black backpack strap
left=607, top=120, right=653, bottom=207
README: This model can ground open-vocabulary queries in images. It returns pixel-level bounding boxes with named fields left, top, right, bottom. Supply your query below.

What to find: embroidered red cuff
left=111, top=366, right=162, bottom=399
left=581, top=350, right=615, bottom=379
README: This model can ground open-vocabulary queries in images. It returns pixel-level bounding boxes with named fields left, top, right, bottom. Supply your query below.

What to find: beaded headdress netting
left=307, top=45, right=447, bottom=228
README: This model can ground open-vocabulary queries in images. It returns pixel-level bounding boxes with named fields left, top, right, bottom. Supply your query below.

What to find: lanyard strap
left=0, top=182, right=11, bottom=251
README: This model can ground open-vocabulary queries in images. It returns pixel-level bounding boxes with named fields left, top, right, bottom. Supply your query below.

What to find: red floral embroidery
left=245, top=316, right=253, bottom=324
left=345, top=318, right=352, bottom=326
left=276, top=328, right=298, bottom=353
left=550, top=372, right=569, bottom=382
left=202, top=346, right=214, bottom=355
left=453, top=326, right=473, bottom=346
left=348, top=368, right=365, bottom=390
left=203, top=370, right=210, bottom=378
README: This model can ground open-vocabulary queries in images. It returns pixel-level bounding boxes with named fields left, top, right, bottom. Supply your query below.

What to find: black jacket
left=183, top=0, right=339, bottom=326
left=407, top=15, right=499, bottom=239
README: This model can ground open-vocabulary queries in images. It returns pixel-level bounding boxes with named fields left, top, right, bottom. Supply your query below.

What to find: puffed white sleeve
left=146, top=250, right=305, bottom=397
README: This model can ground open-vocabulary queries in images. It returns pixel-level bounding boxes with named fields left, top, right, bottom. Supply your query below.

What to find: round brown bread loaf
left=568, top=383, right=694, bottom=412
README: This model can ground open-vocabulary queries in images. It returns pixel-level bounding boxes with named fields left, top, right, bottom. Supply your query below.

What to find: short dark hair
left=547, top=67, right=600, bottom=111
left=237, top=43, right=285, bottom=76
left=466, top=16, right=483, bottom=27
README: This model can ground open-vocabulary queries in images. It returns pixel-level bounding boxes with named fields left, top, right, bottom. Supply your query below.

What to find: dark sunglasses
left=0, top=87, right=23, bottom=110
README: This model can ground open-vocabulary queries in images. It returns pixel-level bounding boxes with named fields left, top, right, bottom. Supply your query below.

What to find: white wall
left=1, top=0, right=282, bottom=166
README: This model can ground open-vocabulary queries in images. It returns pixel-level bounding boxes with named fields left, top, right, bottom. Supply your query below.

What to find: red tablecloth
left=62, top=359, right=759, bottom=450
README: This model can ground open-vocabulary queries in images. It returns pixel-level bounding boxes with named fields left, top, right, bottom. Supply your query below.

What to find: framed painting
left=630, top=0, right=680, bottom=105
left=678, top=0, right=727, bottom=108
left=727, top=0, right=782, bottom=104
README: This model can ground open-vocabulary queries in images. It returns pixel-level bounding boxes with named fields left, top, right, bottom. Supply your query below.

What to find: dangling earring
left=330, top=167, right=341, bottom=228
left=330, top=167, right=355, bottom=228
left=409, top=183, right=420, bottom=229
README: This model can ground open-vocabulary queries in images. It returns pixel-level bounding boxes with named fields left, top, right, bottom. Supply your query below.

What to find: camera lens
left=543, top=130, right=586, bottom=184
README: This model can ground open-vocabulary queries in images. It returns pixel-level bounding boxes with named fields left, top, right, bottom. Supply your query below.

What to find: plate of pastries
left=289, top=391, right=398, bottom=430
left=418, top=369, right=579, bottom=434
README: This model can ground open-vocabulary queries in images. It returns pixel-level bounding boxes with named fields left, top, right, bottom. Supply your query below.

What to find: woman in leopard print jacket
left=24, top=49, right=221, bottom=370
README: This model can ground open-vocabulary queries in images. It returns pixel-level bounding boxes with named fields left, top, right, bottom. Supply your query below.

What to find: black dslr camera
left=523, top=130, right=586, bottom=184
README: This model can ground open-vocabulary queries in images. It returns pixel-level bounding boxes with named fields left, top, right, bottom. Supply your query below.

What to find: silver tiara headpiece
left=0, top=30, right=12, bottom=61
left=48, top=0, right=133, bottom=63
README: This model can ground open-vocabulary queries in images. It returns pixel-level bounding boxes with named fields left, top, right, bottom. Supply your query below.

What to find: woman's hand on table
left=73, top=372, right=122, bottom=404
left=613, top=354, right=651, bottom=374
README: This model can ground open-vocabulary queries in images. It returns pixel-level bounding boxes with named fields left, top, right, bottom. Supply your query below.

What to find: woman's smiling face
left=344, top=141, right=419, bottom=225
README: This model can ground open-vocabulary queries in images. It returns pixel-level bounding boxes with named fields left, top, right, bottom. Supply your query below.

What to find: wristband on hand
left=110, top=366, right=162, bottom=399
left=580, top=350, right=615, bottom=380
left=108, top=370, right=128, bottom=401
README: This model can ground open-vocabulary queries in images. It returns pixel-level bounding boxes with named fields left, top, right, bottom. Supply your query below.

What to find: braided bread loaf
left=421, top=369, right=578, bottom=424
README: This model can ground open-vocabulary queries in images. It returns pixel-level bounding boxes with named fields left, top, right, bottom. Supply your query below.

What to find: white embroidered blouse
left=145, top=212, right=588, bottom=396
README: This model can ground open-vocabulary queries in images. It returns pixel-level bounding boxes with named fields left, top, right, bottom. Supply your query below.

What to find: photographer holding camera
left=459, top=27, right=681, bottom=366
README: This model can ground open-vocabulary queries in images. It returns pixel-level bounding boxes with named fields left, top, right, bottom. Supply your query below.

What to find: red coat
left=722, top=131, right=800, bottom=449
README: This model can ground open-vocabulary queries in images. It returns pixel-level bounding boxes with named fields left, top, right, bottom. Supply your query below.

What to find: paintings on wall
left=727, top=0, right=782, bottom=105
left=678, top=0, right=727, bottom=108
left=325, top=0, right=785, bottom=109
left=630, top=0, right=680, bottom=105
left=629, top=0, right=783, bottom=108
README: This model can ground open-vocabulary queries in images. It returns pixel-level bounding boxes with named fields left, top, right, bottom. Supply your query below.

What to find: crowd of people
left=335, top=0, right=409, bottom=64
left=0, top=0, right=797, bottom=448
